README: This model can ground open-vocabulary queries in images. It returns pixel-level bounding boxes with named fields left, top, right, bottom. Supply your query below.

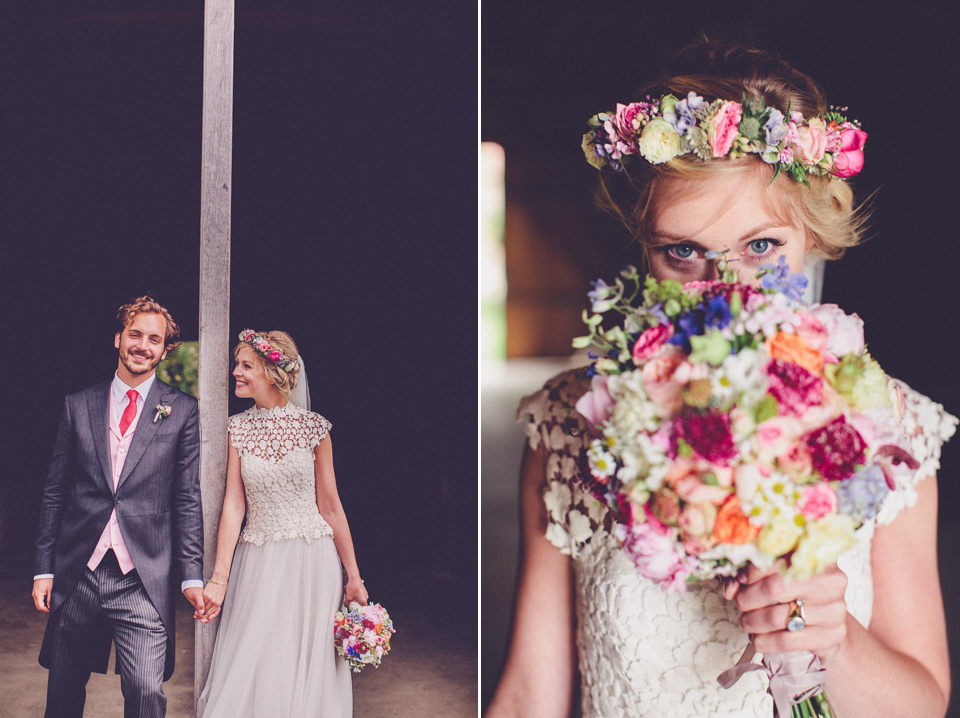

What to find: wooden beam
left=196, top=0, right=234, bottom=707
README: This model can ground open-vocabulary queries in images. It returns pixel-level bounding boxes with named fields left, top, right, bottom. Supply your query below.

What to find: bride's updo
left=235, top=330, right=300, bottom=400
left=596, top=40, right=868, bottom=260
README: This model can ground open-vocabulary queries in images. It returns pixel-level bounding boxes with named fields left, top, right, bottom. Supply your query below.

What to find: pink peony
left=632, top=325, right=674, bottom=363
left=754, top=417, right=803, bottom=456
left=766, top=359, right=824, bottom=416
left=708, top=101, right=742, bottom=157
left=620, top=522, right=696, bottom=594
left=672, top=407, right=738, bottom=465
left=575, top=376, right=614, bottom=430
left=809, top=304, right=865, bottom=358
left=805, top=416, right=867, bottom=481
left=792, top=118, right=828, bottom=164
left=831, top=128, right=867, bottom=178
left=799, top=484, right=838, bottom=520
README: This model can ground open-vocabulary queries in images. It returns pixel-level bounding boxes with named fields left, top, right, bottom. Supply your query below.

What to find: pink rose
left=799, top=484, right=837, bottom=520
left=632, top=325, right=674, bottom=364
left=269, top=350, right=282, bottom=363
left=574, top=376, right=614, bottom=429
left=809, top=304, right=865, bottom=358
left=678, top=502, right=718, bottom=539
left=620, top=522, right=696, bottom=594
left=642, top=347, right=689, bottom=413
left=778, top=444, right=813, bottom=477
left=795, top=312, right=829, bottom=353
left=754, top=417, right=803, bottom=456
left=708, top=101, right=742, bottom=157
left=832, top=127, right=868, bottom=178
left=666, top=458, right=731, bottom=504
left=614, top=102, right=645, bottom=143
left=792, top=118, right=828, bottom=164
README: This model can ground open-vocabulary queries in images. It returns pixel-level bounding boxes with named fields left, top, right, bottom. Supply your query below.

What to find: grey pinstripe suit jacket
left=35, top=377, right=203, bottom=680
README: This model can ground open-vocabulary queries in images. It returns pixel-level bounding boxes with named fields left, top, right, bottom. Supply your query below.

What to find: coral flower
left=712, top=495, right=760, bottom=545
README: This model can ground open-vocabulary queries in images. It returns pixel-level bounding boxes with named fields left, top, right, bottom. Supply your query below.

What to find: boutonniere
left=154, top=404, right=172, bottom=423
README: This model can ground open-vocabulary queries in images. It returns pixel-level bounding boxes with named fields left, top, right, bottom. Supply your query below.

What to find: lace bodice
left=518, top=368, right=957, bottom=718
left=229, top=403, right=334, bottom=546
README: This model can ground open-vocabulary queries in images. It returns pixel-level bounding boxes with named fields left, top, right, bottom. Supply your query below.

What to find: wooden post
left=196, top=0, right=234, bottom=707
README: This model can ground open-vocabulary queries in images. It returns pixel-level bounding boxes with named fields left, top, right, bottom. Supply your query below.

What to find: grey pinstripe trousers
left=43, top=551, right=168, bottom=718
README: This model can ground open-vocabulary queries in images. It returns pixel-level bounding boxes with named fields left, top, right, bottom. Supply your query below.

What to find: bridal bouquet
left=574, top=258, right=915, bottom=591
left=334, top=602, right=395, bottom=672
left=574, top=258, right=916, bottom=716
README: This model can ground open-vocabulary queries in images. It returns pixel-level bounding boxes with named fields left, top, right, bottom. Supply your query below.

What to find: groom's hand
left=33, top=578, right=53, bottom=613
left=183, top=586, right=206, bottom=620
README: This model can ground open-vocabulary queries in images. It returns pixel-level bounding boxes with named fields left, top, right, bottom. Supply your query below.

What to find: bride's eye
left=671, top=244, right=697, bottom=259
left=742, top=238, right=784, bottom=262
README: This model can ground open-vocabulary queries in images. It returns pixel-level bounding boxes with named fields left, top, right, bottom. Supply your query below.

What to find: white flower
left=637, top=118, right=683, bottom=164
left=587, top=442, right=617, bottom=480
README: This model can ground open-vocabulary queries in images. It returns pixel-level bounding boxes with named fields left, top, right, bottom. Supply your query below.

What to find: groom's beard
left=119, top=346, right=164, bottom=376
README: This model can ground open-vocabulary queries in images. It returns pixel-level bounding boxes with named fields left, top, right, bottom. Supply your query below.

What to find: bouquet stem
left=783, top=690, right=835, bottom=718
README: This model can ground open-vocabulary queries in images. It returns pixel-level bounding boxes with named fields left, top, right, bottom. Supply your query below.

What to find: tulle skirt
left=198, top=536, right=352, bottom=718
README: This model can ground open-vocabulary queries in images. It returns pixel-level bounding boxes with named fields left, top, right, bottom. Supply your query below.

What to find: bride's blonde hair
left=234, top=330, right=300, bottom=400
left=596, top=41, right=869, bottom=262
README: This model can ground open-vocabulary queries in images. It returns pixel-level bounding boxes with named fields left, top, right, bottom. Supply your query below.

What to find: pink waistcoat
left=86, top=394, right=139, bottom=574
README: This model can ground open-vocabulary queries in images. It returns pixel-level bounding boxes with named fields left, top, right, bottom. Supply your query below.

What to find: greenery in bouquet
left=573, top=257, right=916, bottom=594
left=334, top=602, right=395, bottom=673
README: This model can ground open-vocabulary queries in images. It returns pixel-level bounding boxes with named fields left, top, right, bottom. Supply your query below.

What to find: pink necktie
left=119, top=389, right=138, bottom=436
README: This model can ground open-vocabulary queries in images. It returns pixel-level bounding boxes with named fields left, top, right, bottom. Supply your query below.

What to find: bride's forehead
left=652, top=171, right=795, bottom=234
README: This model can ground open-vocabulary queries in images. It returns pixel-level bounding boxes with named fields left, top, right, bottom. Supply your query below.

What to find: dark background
left=0, top=0, right=477, bottom=620
left=482, top=0, right=960, bottom=504
left=482, top=0, right=960, bottom=713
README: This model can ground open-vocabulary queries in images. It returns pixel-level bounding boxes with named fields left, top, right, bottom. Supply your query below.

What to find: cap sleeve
left=308, top=412, right=332, bottom=447
left=227, top=413, right=245, bottom=453
left=516, top=367, right=610, bottom=556
left=876, top=380, right=958, bottom=525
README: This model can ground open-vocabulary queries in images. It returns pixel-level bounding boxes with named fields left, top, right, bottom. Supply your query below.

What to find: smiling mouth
left=236, top=380, right=248, bottom=388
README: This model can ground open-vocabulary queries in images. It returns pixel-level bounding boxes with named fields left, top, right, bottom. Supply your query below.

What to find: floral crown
left=582, top=92, right=867, bottom=185
left=239, top=329, right=298, bottom=372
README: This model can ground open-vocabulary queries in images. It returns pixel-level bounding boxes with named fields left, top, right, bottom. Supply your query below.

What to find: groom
left=33, top=295, right=206, bottom=718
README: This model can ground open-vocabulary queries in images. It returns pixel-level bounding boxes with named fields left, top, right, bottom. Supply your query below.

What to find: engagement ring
left=786, top=598, right=806, bottom=632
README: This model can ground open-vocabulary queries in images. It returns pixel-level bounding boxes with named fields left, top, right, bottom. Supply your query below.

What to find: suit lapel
left=87, top=381, right=114, bottom=495
left=117, top=379, right=175, bottom=489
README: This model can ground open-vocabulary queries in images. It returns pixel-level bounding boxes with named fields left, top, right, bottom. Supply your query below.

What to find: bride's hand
left=344, top=576, right=368, bottom=606
left=726, top=562, right=849, bottom=664
left=200, top=581, right=228, bottom=623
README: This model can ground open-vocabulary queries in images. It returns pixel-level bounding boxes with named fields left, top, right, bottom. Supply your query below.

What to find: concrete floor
left=0, top=559, right=477, bottom=718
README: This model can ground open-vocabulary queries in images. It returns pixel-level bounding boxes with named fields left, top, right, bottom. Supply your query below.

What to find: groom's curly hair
left=117, top=295, right=182, bottom=352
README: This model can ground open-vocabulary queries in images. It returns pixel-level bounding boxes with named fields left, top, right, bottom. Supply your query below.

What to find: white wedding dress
left=198, top=404, right=352, bottom=718
left=517, top=369, right=956, bottom=717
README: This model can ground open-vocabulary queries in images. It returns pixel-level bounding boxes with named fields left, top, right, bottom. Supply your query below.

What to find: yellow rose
left=787, top=514, right=858, bottom=581
left=756, top=515, right=802, bottom=557
left=637, top=118, right=682, bottom=164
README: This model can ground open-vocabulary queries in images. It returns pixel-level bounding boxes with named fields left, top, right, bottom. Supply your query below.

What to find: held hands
left=32, top=578, right=53, bottom=613
left=183, top=586, right=208, bottom=622
left=344, top=576, right=368, bottom=606
left=723, top=561, right=849, bottom=664
left=196, top=581, right=228, bottom=623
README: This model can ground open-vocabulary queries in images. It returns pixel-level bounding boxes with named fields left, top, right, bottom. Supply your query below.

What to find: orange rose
left=768, top=332, right=823, bottom=374
left=712, top=495, right=760, bottom=545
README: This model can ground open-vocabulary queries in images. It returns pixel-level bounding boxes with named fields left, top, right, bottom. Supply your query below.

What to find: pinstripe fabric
left=44, top=551, right=167, bottom=718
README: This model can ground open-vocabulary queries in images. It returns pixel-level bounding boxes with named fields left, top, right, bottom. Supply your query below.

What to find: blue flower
left=667, top=310, right=705, bottom=353
left=704, top=296, right=733, bottom=330
left=759, top=255, right=808, bottom=302
left=669, top=92, right=705, bottom=135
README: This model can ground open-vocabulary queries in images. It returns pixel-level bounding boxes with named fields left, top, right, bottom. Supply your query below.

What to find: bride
left=486, top=41, right=956, bottom=718
left=197, top=329, right=367, bottom=717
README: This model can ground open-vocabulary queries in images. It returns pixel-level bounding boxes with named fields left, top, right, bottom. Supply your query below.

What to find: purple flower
left=764, top=108, right=787, bottom=147
left=669, top=92, right=705, bottom=135
left=835, top=464, right=890, bottom=522
left=760, top=255, right=808, bottom=302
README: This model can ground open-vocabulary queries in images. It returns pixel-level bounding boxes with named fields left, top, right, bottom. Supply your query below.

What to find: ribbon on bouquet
left=717, top=645, right=827, bottom=717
